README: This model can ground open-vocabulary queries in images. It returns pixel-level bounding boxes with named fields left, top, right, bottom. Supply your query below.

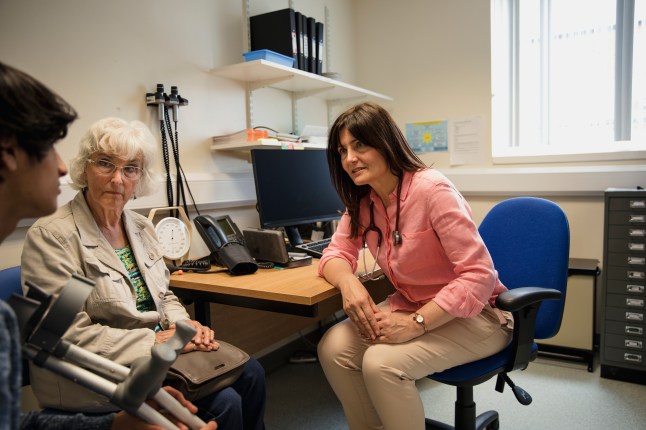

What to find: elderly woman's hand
left=154, top=320, right=219, bottom=353
left=181, top=319, right=219, bottom=352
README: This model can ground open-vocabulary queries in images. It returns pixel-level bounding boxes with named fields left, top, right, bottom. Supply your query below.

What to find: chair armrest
left=495, top=287, right=562, bottom=372
left=495, top=287, right=562, bottom=312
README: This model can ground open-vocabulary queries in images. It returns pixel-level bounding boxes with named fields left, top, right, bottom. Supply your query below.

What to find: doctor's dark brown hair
left=0, top=62, right=77, bottom=181
left=326, top=102, right=426, bottom=238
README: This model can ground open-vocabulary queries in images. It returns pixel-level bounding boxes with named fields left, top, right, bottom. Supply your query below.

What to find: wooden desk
left=169, top=261, right=339, bottom=326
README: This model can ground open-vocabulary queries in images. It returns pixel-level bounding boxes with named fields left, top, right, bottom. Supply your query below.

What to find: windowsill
left=492, top=148, right=646, bottom=165
left=441, top=164, right=645, bottom=197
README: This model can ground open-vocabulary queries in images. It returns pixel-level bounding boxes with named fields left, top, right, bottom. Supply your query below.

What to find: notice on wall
left=449, top=116, right=483, bottom=165
left=406, top=121, right=448, bottom=154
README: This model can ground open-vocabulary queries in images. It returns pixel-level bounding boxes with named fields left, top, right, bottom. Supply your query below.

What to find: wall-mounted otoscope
left=146, top=83, right=166, bottom=120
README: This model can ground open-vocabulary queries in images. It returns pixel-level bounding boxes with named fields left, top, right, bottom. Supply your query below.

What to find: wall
left=351, top=0, right=644, bottom=265
left=0, top=0, right=360, bottom=356
left=0, top=0, right=357, bottom=267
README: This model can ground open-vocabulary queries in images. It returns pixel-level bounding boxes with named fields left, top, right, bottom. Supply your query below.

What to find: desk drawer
left=605, top=306, right=644, bottom=322
left=605, top=320, right=644, bottom=337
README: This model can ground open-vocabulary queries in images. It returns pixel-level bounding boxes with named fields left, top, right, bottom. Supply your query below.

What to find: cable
left=160, top=114, right=173, bottom=207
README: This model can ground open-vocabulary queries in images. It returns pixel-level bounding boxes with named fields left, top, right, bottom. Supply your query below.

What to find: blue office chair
left=0, top=265, right=22, bottom=301
left=425, top=197, right=570, bottom=430
left=0, top=265, right=31, bottom=386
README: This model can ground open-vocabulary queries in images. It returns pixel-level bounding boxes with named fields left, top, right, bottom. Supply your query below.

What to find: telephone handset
left=193, top=215, right=258, bottom=276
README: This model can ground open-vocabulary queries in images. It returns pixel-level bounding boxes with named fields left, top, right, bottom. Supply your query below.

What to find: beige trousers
left=317, top=301, right=512, bottom=430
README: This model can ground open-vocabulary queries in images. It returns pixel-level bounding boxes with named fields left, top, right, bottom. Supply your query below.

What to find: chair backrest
left=478, top=197, right=569, bottom=339
left=0, top=266, right=22, bottom=301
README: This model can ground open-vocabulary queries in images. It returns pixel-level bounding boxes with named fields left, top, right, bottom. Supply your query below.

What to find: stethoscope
left=359, top=181, right=403, bottom=281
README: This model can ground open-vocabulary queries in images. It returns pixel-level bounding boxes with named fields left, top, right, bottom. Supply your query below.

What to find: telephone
left=193, top=215, right=258, bottom=276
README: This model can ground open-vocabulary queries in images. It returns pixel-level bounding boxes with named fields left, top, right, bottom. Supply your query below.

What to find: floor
left=264, top=353, right=646, bottom=430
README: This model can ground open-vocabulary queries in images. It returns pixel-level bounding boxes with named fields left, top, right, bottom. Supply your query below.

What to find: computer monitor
left=250, top=149, right=345, bottom=246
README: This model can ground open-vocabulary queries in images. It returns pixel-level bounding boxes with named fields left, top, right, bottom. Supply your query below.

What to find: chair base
left=425, top=410, right=499, bottom=430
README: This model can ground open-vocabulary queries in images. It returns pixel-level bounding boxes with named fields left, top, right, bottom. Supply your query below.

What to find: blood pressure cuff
left=215, top=242, right=258, bottom=276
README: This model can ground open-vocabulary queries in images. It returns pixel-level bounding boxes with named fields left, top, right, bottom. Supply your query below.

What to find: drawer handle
left=628, top=257, right=646, bottom=265
left=630, top=215, right=646, bottom=223
left=626, top=298, right=645, bottom=307
left=627, top=284, right=645, bottom=293
left=630, top=200, right=646, bottom=209
left=629, top=229, right=646, bottom=237
left=624, top=353, right=643, bottom=363
left=625, top=326, right=644, bottom=335
left=628, top=271, right=645, bottom=279
left=628, top=243, right=645, bottom=251
left=625, top=340, right=643, bottom=349
left=626, top=312, right=644, bottom=321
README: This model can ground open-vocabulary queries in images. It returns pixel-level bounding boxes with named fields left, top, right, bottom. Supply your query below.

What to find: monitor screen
left=250, top=149, right=345, bottom=235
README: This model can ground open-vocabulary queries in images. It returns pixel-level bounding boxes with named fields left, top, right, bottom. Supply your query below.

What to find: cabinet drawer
left=605, top=306, right=644, bottom=322
left=607, top=294, right=645, bottom=309
left=608, top=197, right=646, bottom=212
left=605, top=333, right=644, bottom=350
left=607, top=238, right=646, bottom=253
left=607, top=211, right=646, bottom=225
left=604, top=346, right=645, bottom=367
left=607, top=252, right=646, bottom=267
left=605, top=279, right=645, bottom=295
left=605, top=320, right=644, bottom=337
left=608, top=225, right=646, bottom=239
left=606, top=266, right=645, bottom=281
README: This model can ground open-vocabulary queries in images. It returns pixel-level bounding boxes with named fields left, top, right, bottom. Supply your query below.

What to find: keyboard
left=294, top=237, right=332, bottom=258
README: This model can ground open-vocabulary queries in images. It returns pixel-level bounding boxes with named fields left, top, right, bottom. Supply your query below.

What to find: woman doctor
left=317, top=102, right=512, bottom=430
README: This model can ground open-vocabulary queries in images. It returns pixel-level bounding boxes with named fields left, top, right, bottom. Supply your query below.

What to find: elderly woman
left=21, top=117, right=266, bottom=430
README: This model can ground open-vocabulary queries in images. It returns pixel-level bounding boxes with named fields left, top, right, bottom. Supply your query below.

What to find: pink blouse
left=319, top=169, right=507, bottom=318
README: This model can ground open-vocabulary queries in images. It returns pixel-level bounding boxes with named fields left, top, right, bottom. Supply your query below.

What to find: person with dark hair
left=317, top=102, right=513, bottom=430
left=0, top=61, right=216, bottom=430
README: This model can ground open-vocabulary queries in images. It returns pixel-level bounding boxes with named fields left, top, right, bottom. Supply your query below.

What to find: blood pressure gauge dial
left=149, top=206, right=192, bottom=263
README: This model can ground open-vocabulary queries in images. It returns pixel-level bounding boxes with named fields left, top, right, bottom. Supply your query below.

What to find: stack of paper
left=212, top=129, right=269, bottom=145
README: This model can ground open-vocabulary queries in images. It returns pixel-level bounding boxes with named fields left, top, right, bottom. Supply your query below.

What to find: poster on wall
left=449, top=116, right=483, bottom=165
left=405, top=121, right=448, bottom=154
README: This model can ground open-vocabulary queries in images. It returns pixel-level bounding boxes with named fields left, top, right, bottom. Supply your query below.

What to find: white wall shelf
left=211, top=138, right=327, bottom=151
left=211, top=59, right=393, bottom=102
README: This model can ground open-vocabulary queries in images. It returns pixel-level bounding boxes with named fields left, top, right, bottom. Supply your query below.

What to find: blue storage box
left=243, top=50, right=294, bottom=68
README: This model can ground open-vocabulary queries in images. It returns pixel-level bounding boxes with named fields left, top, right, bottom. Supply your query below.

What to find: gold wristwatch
left=413, top=312, right=428, bottom=333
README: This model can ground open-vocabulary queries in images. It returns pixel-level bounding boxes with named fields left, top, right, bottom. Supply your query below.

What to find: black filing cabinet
left=600, top=189, right=646, bottom=384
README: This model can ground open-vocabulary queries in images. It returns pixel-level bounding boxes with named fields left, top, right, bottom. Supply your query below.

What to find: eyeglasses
left=87, top=158, right=143, bottom=180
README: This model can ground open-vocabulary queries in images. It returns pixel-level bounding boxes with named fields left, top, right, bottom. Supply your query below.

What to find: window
left=491, top=0, right=646, bottom=163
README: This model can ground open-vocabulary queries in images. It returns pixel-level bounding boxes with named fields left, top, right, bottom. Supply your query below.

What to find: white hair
left=69, top=117, right=158, bottom=196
